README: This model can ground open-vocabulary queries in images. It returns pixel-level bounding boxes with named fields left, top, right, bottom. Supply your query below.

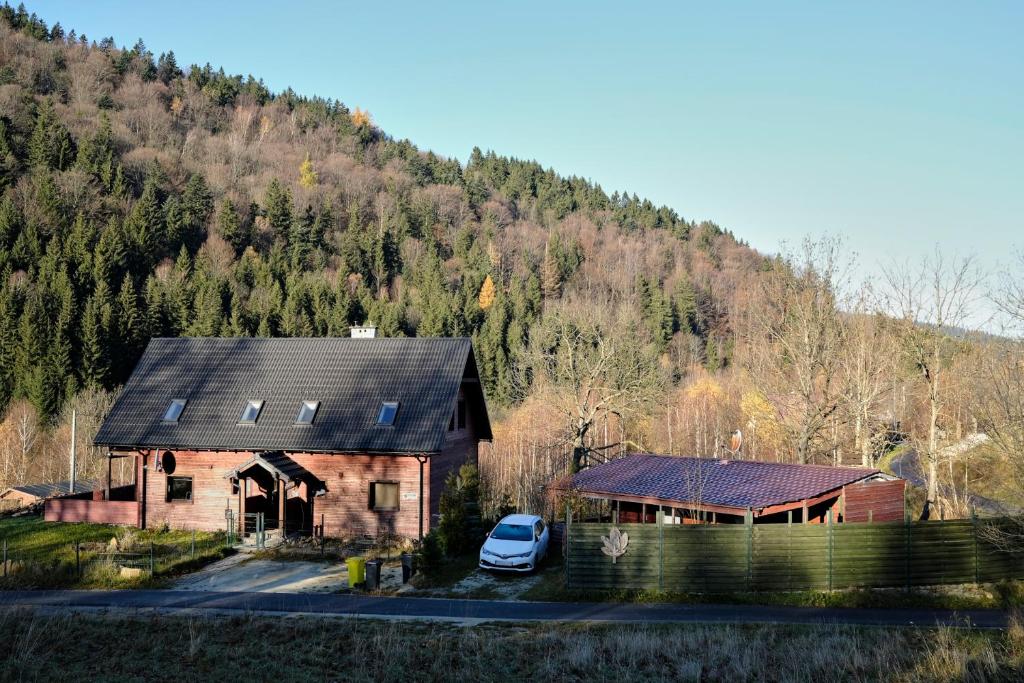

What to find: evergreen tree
left=181, top=173, right=213, bottom=250
left=541, top=234, right=561, bottom=301
left=673, top=277, right=698, bottom=334
left=263, top=178, right=292, bottom=246
left=217, top=197, right=247, bottom=254
left=28, top=99, right=75, bottom=171
left=0, top=118, right=18, bottom=192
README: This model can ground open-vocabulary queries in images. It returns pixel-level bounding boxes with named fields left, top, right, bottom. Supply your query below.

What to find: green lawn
left=0, top=515, right=231, bottom=589
left=0, top=610, right=1021, bottom=682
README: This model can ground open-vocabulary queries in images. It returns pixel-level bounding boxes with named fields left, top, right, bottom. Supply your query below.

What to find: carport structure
left=563, top=454, right=905, bottom=524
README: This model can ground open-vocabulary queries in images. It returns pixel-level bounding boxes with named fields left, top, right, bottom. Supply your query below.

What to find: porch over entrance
left=225, top=451, right=321, bottom=538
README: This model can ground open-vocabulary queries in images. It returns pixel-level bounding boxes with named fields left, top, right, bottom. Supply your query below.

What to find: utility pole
left=70, top=409, right=77, bottom=494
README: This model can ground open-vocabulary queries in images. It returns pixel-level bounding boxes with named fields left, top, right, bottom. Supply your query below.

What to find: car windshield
left=490, top=523, right=533, bottom=541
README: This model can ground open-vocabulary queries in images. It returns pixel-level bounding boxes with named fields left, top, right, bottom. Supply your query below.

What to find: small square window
left=166, top=476, right=192, bottom=502
left=376, top=401, right=399, bottom=426
left=295, top=401, right=320, bottom=425
left=239, top=400, right=264, bottom=424
left=163, top=399, right=187, bottom=423
left=369, top=481, right=399, bottom=511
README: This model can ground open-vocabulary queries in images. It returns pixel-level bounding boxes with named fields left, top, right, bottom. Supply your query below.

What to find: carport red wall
left=134, top=449, right=457, bottom=538
left=843, top=479, right=906, bottom=522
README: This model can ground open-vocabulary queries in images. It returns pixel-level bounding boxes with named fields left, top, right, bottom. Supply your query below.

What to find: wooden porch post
left=278, top=476, right=286, bottom=534
left=802, top=500, right=808, bottom=524
left=105, top=453, right=112, bottom=501
left=239, top=477, right=246, bottom=536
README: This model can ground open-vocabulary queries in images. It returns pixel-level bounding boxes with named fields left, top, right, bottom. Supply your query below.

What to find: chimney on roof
left=350, top=321, right=377, bottom=339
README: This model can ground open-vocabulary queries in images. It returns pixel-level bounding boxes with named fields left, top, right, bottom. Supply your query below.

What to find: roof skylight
left=376, top=401, right=399, bottom=426
left=238, top=400, right=264, bottom=424
left=162, top=399, right=187, bottom=423
left=295, top=401, right=320, bottom=425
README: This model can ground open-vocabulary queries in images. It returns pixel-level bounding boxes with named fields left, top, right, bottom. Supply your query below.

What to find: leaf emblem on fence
left=601, top=526, right=629, bottom=564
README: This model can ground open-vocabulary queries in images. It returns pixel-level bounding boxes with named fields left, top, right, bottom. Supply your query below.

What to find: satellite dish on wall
left=162, top=452, right=176, bottom=475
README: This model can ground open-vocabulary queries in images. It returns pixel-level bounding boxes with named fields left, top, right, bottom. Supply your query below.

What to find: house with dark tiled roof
left=45, top=328, right=492, bottom=540
left=562, top=454, right=905, bottom=524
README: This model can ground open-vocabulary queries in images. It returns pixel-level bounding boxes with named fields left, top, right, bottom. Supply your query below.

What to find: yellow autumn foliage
left=299, top=156, right=318, bottom=188
left=351, top=107, right=372, bottom=128
left=740, top=389, right=786, bottom=455
left=686, top=377, right=723, bottom=402
left=478, top=275, right=496, bottom=310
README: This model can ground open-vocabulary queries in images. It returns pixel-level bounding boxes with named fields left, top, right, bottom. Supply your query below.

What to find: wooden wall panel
left=844, top=479, right=906, bottom=523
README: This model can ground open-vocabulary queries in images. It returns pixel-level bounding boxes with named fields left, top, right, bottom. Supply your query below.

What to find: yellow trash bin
left=346, top=557, right=366, bottom=587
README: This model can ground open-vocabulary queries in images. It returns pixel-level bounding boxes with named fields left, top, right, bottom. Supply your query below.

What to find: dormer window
left=163, top=399, right=187, bottom=423
left=375, top=401, right=399, bottom=426
left=295, top=401, right=320, bottom=425
left=238, top=400, right=264, bottom=424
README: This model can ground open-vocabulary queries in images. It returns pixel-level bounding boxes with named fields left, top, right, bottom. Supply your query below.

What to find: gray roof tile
left=94, top=337, right=490, bottom=453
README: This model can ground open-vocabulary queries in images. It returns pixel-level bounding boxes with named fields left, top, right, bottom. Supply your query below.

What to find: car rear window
left=490, top=523, right=533, bottom=541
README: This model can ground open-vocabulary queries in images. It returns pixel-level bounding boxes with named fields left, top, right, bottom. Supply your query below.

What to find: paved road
left=0, top=590, right=1009, bottom=628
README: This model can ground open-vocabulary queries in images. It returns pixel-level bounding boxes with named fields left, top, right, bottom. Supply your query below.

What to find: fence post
left=745, top=508, right=753, bottom=591
left=904, top=512, right=911, bottom=592
left=75, top=543, right=81, bottom=578
left=3, top=539, right=6, bottom=578
left=658, top=506, right=664, bottom=592
left=320, top=513, right=326, bottom=556
left=149, top=543, right=155, bottom=575
left=971, top=507, right=979, bottom=585
left=827, top=508, right=834, bottom=591
left=565, top=505, right=572, bottom=590
left=191, top=529, right=196, bottom=559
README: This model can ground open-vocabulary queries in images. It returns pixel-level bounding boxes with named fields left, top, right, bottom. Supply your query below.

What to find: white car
left=479, top=514, right=549, bottom=572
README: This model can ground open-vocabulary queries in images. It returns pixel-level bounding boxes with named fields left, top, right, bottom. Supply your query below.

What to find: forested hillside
left=0, top=4, right=754, bottom=417
left=2, top=4, right=1022, bottom=521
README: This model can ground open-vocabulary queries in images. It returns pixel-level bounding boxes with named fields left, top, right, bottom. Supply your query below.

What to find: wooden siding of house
left=843, top=479, right=906, bottom=522
left=135, top=449, right=454, bottom=538
left=430, top=386, right=480, bottom=523
left=44, top=498, right=139, bottom=525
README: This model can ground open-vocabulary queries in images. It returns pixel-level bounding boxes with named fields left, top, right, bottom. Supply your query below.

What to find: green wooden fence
left=565, top=515, right=1024, bottom=592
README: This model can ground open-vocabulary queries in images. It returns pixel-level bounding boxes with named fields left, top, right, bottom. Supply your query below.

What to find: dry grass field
left=0, top=609, right=1022, bottom=682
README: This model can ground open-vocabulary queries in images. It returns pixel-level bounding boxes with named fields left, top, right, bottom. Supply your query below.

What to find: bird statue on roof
left=727, top=429, right=743, bottom=456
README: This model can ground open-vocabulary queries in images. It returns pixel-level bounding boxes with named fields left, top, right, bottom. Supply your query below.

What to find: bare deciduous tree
left=516, top=302, right=664, bottom=472
left=883, top=248, right=984, bottom=516
left=840, top=284, right=900, bottom=466
left=746, top=237, right=848, bottom=464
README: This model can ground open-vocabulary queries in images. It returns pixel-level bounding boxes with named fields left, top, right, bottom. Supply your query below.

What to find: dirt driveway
left=172, top=553, right=404, bottom=594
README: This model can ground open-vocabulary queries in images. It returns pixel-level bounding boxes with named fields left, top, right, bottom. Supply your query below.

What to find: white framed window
left=238, top=400, right=264, bottom=424
left=295, top=401, right=320, bottom=425
left=162, top=399, right=187, bottom=423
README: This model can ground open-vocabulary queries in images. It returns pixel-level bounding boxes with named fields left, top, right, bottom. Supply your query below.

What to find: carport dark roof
left=5, top=480, right=99, bottom=499
left=568, top=454, right=880, bottom=511
left=94, top=337, right=491, bottom=453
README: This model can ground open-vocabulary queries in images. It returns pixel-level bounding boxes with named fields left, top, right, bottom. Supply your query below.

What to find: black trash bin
left=365, top=559, right=383, bottom=590
left=401, top=553, right=415, bottom=583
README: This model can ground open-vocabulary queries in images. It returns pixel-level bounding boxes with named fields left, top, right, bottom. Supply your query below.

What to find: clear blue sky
left=30, top=1, right=1024, bottom=291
